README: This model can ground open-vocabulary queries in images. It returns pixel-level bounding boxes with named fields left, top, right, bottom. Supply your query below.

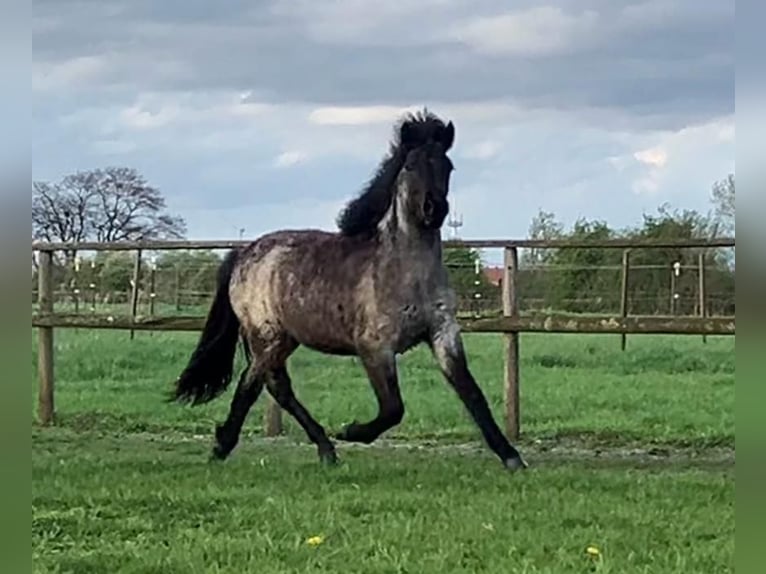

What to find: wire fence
left=31, top=247, right=735, bottom=319
left=31, top=238, right=736, bottom=432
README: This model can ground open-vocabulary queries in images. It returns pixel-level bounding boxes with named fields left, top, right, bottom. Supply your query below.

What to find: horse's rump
left=230, top=229, right=375, bottom=355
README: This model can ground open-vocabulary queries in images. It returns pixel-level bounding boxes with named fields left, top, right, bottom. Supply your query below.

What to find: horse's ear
left=443, top=121, right=455, bottom=150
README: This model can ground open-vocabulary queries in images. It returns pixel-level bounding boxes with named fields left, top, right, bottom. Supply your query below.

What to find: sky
left=32, top=0, right=735, bottom=247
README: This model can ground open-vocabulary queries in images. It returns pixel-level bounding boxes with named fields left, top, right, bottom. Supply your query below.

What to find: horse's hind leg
left=267, top=365, right=338, bottom=465
left=211, top=358, right=266, bottom=460
left=335, top=351, right=404, bottom=444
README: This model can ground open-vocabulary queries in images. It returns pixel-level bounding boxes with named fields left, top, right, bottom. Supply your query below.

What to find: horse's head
left=395, top=114, right=455, bottom=231
left=336, top=109, right=456, bottom=239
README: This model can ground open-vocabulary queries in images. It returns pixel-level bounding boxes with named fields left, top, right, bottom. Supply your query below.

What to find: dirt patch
left=35, top=426, right=734, bottom=470
left=177, top=432, right=736, bottom=470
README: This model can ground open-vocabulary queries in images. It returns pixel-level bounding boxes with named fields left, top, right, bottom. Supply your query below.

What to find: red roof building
left=483, top=266, right=503, bottom=286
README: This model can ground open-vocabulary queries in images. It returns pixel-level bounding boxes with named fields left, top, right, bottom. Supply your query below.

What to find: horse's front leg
left=430, top=320, right=527, bottom=471
left=335, top=350, right=404, bottom=444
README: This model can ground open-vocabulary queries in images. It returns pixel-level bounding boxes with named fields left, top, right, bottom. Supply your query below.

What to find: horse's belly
left=392, top=316, right=429, bottom=354
left=281, top=303, right=356, bottom=355
left=300, top=339, right=357, bottom=356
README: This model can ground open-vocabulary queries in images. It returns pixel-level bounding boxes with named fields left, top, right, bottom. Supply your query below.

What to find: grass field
left=32, top=330, right=735, bottom=573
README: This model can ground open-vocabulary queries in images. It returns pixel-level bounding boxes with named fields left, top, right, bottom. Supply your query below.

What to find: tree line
left=33, top=167, right=735, bottom=317
left=517, top=200, right=735, bottom=316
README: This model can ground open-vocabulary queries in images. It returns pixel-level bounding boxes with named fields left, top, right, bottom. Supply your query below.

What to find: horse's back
left=230, top=229, right=370, bottom=353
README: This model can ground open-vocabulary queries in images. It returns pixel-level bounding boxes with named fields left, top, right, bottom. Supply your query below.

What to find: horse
left=171, top=110, right=527, bottom=471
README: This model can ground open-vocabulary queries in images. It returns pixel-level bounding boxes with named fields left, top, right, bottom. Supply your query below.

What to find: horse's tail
left=171, top=248, right=242, bottom=405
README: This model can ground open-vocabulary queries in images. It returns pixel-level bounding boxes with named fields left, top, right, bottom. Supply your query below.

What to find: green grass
left=33, top=330, right=735, bottom=448
left=32, top=331, right=735, bottom=573
left=33, top=431, right=733, bottom=574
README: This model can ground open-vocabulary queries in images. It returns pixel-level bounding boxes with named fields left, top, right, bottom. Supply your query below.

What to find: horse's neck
left=373, top=193, right=446, bottom=277
left=378, top=195, right=440, bottom=249
left=376, top=225, right=445, bottom=282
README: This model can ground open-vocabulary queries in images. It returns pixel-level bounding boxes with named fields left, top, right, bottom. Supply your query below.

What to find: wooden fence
left=32, top=237, right=735, bottom=441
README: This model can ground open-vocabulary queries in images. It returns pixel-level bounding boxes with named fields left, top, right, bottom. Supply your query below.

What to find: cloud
left=308, top=105, right=418, bottom=126
left=628, top=116, right=734, bottom=196
left=634, top=147, right=668, bottom=168
left=451, top=6, right=600, bottom=56
left=90, top=139, right=138, bottom=156
left=632, top=146, right=668, bottom=194
left=32, top=0, right=733, bottom=130
left=33, top=55, right=106, bottom=91
left=462, top=140, right=502, bottom=160
left=31, top=0, right=735, bottom=243
left=180, top=196, right=349, bottom=241
left=119, top=103, right=181, bottom=130
left=273, top=150, right=307, bottom=168
left=269, top=0, right=457, bottom=46
left=717, top=123, right=735, bottom=142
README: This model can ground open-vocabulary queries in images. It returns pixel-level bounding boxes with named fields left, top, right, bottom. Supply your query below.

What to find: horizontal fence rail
left=32, top=237, right=735, bottom=252
left=32, top=312, right=735, bottom=335
left=31, top=237, right=736, bottom=441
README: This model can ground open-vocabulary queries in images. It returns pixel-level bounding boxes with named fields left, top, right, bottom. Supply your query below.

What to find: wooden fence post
left=149, top=265, right=157, bottom=316
left=89, top=259, right=97, bottom=313
left=502, top=247, right=520, bottom=441
left=264, top=396, right=283, bottom=437
left=129, top=249, right=142, bottom=340
left=670, top=263, right=679, bottom=315
left=620, top=249, right=631, bottom=351
left=699, top=252, right=707, bottom=344
left=72, top=257, right=80, bottom=315
left=37, top=250, right=55, bottom=426
left=174, top=266, right=181, bottom=311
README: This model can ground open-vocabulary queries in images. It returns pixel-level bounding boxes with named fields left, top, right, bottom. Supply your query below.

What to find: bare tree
left=523, top=208, right=563, bottom=266
left=33, top=176, right=96, bottom=265
left=32, top=167, right=187, bottom=250
left=711, top=173, right=735, bottom=233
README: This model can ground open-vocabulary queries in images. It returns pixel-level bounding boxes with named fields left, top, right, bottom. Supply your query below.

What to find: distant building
left=483, top=266, right=503, bottom=287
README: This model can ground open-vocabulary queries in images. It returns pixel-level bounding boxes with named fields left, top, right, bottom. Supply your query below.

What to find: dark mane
left=336, top=109, right=451, bottom=238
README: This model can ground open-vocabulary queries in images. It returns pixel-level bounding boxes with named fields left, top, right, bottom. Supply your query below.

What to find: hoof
left=319, top=450, right=339, bottom=466
left=212, top=424, right=237, bottom=461
left=209, top=451, right=226, bottom=463
left=209, top=444, right=230, bottom=462
left=334, top=420, right=360, bottom=442
left=504, top=455, right=528, bottom=472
